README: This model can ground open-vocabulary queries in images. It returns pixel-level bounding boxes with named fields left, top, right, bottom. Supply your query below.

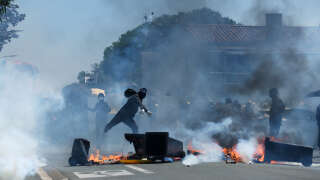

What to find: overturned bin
left=125, top=132, right=185, bottom=161
left=68, top=138, right=90, bottom=166
left=264, top=137, right=313, bottom=167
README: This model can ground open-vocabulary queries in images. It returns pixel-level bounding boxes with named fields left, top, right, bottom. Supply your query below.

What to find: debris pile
left=69, top=132, right=185, bottom=166
left=187, top=136, right=313, bottom=166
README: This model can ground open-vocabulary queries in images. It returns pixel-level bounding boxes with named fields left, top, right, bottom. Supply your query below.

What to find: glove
left=146, top=111, right=152, bottom=116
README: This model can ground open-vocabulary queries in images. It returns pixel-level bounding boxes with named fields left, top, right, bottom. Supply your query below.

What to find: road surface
left=27, top=159, right=320, bottom=180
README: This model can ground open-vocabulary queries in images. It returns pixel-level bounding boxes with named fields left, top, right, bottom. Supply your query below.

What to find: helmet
left=139, top=88, right=147, bottom=93
left=138, top=88, right=147, bottom=100
left=124, top=88, right=137, bottom=98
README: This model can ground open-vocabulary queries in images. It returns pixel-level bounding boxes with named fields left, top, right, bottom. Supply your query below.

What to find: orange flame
left=187, top=141, right=242, bottom=163
left=253, top=136, right=282, bottom=163
left=88, top=149, right=127, bottom=164
left=223, top=146, right=242, bottom=163
left=187, top=142, right=204, bottom=155
left=189, top=137, right=283, bottom=164
left=254, top=137, right=265, bottom=162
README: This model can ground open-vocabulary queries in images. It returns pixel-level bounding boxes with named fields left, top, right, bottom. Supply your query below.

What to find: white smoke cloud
left=0, top=63, right=63, bottom=179
left=182, top=143, right=222, bottom=166
left=236, top=138, right=257, bottom=163
left=0, top=130, right=45, bottom=180
left=181, top=118, right=261, bottom=166
left=182, top=118, right=232, bottom=166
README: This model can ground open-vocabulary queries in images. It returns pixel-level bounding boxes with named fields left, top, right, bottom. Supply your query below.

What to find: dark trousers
left=269, top=115, right=282, bottom=137
left=104, top=115, right=138, bottom=133
left=95, top=121, right=105, bottom=149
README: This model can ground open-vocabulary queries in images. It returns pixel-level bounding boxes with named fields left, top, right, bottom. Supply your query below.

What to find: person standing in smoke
left=104, top=88, right=151, bottom=134
left=269, top=88, right=285, bottom=137
left=89, top=93, right=111, bottom=148
left=316, top=104, right=320, bottom=149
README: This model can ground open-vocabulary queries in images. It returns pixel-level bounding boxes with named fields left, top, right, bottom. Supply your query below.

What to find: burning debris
left=88, top=149, right=128, bottom=164
left=202, top=100, right=266, bottom=149
left=223, top=147, right=241, bottom=164
left=69, top=132, right=185, bottom=166
left=68, top=91, right=316, bottom=168
left=186, top=136, right=313, bottom=167
left=186, top=139, right=246, bottom=164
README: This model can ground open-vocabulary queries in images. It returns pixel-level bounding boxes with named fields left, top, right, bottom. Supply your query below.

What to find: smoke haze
left=1, top=0, right=320, bottom=88
left=1, top=0, right=320, bottom=174
left=0, top=64, right=63, bottom=179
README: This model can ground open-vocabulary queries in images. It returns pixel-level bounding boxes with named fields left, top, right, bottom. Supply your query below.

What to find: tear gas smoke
left=0, top=0, right=319, bottom=175
left=10, top=0, right=319, bottom=159
left=89, top=5, right=320, bottom=153
left=0, top=63, right=63, bottom=179
left=233, top=48, right=319, bottom=106
left=137, top=7, right=320, bottom=149
left=236, top=138, right=257, bottom=163
left=182, top=118, right=259, bottom=166
left=182, top=119, right=230, bottom=166
left=182, top=143, right=222, bottom=166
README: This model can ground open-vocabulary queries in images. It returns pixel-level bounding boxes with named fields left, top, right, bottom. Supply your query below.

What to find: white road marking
left=125, top=165, right=154, bottom=174
left=73, top=170, right=134, bottom=179
left=37, top=168, right=53, bottom=180
left=272, top=162, right=320, bottom=167
left=311, top=163, right=320, bottom=167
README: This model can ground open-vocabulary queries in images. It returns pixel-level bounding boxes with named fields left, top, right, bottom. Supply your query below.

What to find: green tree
left=81, top=8, right=236, bottom=87
left=0, top=0, right=13, bottom=17
left=0, top=0, right=25, bottom=51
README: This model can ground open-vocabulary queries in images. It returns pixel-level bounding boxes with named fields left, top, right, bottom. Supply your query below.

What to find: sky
left=1, top=0, right=320, bottom=89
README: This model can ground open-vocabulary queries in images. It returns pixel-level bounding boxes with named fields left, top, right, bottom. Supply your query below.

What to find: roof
left=186, top=25, right=266, bottom=43
left=186, top=24, right=320, bottom=44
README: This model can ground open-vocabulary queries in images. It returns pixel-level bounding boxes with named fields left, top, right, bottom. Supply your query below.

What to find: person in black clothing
left=138, top=88, right=147, bottom=100
left=89, top=93, right=111, bottom=147
left=104, top=88, right=151, bottom=134
left=316, top=104, right=320, bottom=148
left=269, top=88, right=285, bottom=137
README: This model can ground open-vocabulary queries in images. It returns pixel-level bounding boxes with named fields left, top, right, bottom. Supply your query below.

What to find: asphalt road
left=27, top=160, right=320, bottom=180
left=24, top=150, right=320, bottom=180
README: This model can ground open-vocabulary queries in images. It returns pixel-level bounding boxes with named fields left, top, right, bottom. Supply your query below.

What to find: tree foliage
left=84, top=8, right=236, bottom=87
left=0, top=0, right=13, bottom=17
left=0, top=1, right=25, bottom=51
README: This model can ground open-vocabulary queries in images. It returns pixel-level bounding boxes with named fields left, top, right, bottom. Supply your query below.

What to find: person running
left=104, top=88, right=151, bottom=134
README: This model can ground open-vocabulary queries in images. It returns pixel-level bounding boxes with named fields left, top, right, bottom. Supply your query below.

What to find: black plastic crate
left=125, top=132, right=185, bottom=160
left=145, top=132, right=169, bottom=157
